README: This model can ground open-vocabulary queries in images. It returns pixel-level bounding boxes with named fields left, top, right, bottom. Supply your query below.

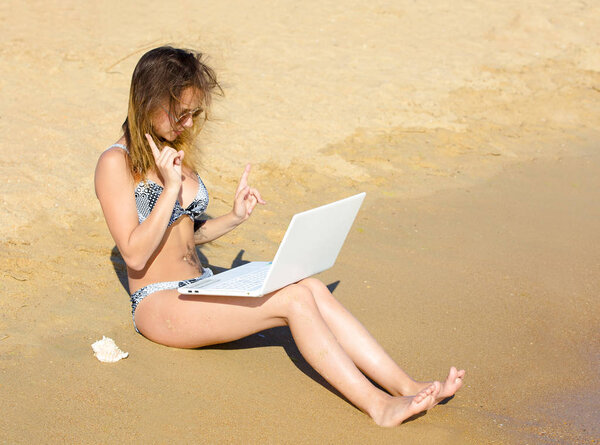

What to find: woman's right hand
left=145, top=133, right=185, bottom=191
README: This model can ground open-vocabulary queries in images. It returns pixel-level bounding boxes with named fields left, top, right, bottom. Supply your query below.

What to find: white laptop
left=178, top=192, right=366, bottom=297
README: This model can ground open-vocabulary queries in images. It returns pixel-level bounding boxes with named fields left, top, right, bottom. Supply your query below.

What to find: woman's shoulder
left=102, top=139, right=128, bottom=154
left=105, top=142, right=129, bottom=154
left=95, top=141, right=133, bottom=186
left=98, top=140, right=128, bottom=166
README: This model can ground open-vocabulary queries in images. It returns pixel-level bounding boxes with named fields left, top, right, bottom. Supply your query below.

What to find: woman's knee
left=275, top=283, right=318, bottom=317
left=298, top=277, right=337, bottom=305
left=298, top=277, right=324, bottom=290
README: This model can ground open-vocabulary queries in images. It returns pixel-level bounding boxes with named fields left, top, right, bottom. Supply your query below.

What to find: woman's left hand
left=232, top=164, right=266, bottom=223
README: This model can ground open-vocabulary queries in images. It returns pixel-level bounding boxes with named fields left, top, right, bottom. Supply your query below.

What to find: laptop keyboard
left=193, top=267, right=269, bottom=291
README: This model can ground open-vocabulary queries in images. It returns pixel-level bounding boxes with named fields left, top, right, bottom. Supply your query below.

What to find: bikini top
left=107, top=144, right=209, bottom=226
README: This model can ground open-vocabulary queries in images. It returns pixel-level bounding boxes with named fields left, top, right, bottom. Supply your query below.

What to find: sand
left=1, top=1, right=599, bottom=443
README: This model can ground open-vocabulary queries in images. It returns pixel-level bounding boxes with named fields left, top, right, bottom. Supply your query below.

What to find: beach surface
left=1, top=1, right=599, bottom=443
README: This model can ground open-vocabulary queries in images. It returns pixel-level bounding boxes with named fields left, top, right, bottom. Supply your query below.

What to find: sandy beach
left=1, top=1, right=599, bottom=443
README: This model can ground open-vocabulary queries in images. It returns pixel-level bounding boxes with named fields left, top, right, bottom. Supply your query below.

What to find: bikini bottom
left=130, top=268, right=213, bottom=333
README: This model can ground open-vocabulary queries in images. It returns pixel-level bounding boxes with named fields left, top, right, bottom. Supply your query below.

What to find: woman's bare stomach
left=127, top=218, right=205, bottom=293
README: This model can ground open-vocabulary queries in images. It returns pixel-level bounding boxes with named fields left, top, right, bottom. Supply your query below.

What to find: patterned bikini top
left=107, top=144, right=209, bottom=226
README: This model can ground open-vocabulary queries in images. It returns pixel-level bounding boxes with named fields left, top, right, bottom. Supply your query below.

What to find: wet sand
left=1, top=1, right=600, bottom=443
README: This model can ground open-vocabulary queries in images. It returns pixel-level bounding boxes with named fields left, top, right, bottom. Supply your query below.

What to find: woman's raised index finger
left=145, top=133, right=161, bottom=160
left=236, top=163, right=251, bottom=192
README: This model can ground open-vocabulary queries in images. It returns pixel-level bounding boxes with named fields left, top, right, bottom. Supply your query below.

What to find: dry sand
left=1, top=1, right=599, bottom=443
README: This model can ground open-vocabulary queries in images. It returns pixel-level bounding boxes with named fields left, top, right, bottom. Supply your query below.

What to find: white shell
left=91, top=336, right=129, bottom=363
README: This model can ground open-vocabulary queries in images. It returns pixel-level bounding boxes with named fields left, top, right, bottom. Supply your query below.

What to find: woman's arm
left=94, top=140, right=184, bottom=271
left=194, top=212, right=242, bottom=244
left=195, top=164, right=266, bottom=245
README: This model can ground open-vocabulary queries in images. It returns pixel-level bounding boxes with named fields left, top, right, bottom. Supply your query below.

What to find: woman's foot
left=373, top=381, right=441, bottom=427
left=408, top=367, right=465, bottom=404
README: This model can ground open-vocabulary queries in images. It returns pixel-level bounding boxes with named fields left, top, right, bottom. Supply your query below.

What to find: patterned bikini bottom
left=129, top=268, right=213, bottom=333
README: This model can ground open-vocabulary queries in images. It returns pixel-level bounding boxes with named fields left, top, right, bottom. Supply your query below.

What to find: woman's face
left=151, top=87, right=203, bottom=142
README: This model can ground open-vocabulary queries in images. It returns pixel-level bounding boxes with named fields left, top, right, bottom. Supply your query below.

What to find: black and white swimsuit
left=106, top=144, right=213, bottom=333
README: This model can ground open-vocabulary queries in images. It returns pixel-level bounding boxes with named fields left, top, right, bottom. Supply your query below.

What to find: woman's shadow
left=109, top=244, right=346, bottom=401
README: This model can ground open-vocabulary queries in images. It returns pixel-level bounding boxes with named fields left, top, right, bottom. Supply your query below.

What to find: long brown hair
left=123, top=46, right=222, bottom=180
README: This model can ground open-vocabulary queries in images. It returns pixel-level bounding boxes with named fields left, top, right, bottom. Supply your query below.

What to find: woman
left=95, top=46, right=464, bottom=427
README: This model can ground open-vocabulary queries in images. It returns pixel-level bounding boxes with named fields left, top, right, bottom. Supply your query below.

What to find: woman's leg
left=134, top=284, right=440, bottom=426
left=297, top=278, right=465, bottom=400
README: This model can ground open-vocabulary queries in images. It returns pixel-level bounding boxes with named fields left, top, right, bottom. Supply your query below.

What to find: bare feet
left=409, top=367, right=465, bottom=405
left=438, top=366, right=465, bottom=401
left=373, top=381, right=441, bottom=427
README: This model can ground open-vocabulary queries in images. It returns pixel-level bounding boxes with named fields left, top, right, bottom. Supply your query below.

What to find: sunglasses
left=161, top=105, right=205, bottom=125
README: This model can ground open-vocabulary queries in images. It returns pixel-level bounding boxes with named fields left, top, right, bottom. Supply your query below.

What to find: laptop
left=178, top=192, right=366, bottom=297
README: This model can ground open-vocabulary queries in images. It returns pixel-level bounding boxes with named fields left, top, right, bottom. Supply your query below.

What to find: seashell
left=91, top=336, right=129, bottom=363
